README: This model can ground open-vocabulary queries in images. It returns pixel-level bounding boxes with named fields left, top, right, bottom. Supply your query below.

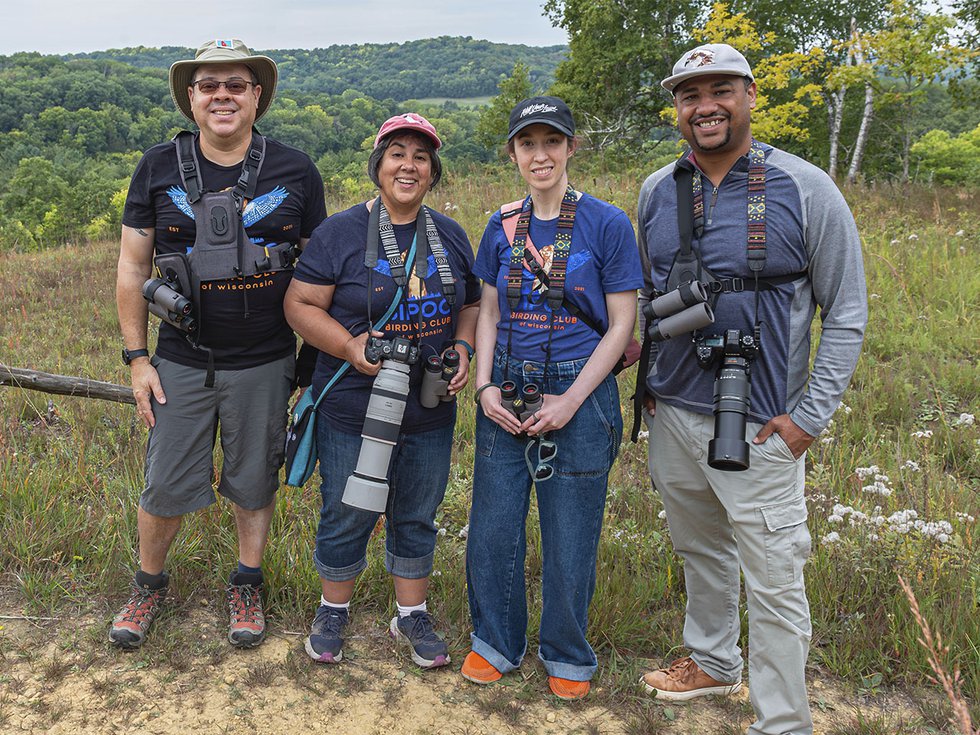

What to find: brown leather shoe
left=640, top=656, right=742, bottom=701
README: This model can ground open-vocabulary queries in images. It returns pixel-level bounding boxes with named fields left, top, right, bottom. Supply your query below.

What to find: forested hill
left=65, top=36, right=567, bottom=99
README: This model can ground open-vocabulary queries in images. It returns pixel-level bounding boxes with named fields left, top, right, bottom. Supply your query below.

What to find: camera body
left=419, top=349, right=460, bottom=408
left=500, top=380, right=543, bottom=423
left=695, top=328, right=759, bottom=472
left=364, top=335, right=419, bottom=366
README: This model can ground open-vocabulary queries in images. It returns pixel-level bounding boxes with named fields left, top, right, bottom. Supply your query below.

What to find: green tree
left=475, top=63, right=533, bottom=153
left=544, top=0, right=706, bottom=148
left=869, top=0, right=974, bottom=181
left=910, top=123, right=980, bottom=184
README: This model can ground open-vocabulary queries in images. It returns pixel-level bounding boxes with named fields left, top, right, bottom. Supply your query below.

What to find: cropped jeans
left=466, top=348, right=622, bottom=681
left=313, top=419, right=454, bottom=582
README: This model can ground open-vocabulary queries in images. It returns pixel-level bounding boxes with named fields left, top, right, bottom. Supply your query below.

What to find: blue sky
left=2, top=0, right=568, bottom=54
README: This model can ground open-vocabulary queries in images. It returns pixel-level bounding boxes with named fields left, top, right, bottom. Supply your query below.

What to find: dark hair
left=368, top=131, right=442, bottom=190
left=504, top=131, right=576, bottom=156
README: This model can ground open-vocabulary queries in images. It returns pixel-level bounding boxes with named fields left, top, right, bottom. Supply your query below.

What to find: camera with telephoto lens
left=695, top=328, right=759, bottom=472
left=342, top=336, right=419, bottom=513
left=419, top=349, right=460, bottom=408
left=643, top=280, right=715, bottom=343
left=142, top=277, right=197, bottom=333
left=499, top=380, right=543, bottom=423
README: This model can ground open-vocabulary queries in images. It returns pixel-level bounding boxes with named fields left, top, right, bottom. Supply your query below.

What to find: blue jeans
left=466, top=349, right=622, bottom=681
left=313, top=418, right=454, bottom=582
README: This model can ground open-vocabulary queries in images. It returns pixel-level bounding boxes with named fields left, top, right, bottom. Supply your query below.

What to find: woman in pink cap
left=285, top=113, right=480, bottom=669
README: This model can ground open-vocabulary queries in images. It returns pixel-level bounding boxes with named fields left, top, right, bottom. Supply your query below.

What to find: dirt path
left=0, top=602, right=948, bottom=734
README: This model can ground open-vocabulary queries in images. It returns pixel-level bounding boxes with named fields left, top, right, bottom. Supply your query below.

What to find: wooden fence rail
left=0, top=364, right=135, bottom=405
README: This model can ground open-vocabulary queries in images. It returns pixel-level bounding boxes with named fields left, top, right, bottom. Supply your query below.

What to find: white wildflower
left=855, top=465, right=880, bottom=479
left=890, top=239, right=901, bottom=245
left=828, top=514, right=844, bottom=524
left=908, top=233, right=919, bottom=240
left=437, top=527, right=447, bottom=536
left=637, top=429, right=650, bottom=440
left=954, top=229, right=965, bottom=236
left=862, top=482, right=892, bottom=497
left=657, top=510, right=667, bottom=520
left=902, top=460, right=921, bottom=472
left=911, top=430, right=933, bottom=439
left=457, top=524, right=469, bottom=539
left=869, top=293, right=880, bottom=300
left=952, top=413, right=975, bottom=426
left=821, top=437, right=835, bottom=445
left=955, top=513, right=975, bottom=523
left=822, top=532, right=841, bottom=545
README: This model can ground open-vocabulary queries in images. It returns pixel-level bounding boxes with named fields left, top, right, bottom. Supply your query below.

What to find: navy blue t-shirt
left=293, top=203, right=480, bottom=435
left=474, top=193, right=642, bottom=361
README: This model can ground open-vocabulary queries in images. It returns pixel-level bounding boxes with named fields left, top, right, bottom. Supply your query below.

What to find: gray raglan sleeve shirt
left=774, top=150, right=868, bottom=436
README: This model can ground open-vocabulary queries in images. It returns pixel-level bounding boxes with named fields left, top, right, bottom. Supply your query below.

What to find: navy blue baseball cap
left=508, top=96, right=575, bottom=140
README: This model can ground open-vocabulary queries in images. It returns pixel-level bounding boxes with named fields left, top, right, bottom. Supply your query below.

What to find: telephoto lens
left=707, top=332, right=754, bottom=471
left=342, top=360, right=413, bottom=512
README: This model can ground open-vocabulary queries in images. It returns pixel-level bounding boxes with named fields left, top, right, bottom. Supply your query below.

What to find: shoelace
left=119, top=586, right=163, bottom=624
left=665, top=657, right=698, bottom=682
left=228, top=585, right=262, bottom=623
left=404, top=613, right=439, bottom=643
left=313, top=607, right=347, bottom=637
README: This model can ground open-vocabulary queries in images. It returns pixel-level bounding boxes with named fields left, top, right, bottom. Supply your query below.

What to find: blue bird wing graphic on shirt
left=242, top=186, right=289, bottom=227
left=166, top=186, right=194, bottom=220
left=373, top=255, right=437, bottom=279
left=567, top=250, right=593, bottom=273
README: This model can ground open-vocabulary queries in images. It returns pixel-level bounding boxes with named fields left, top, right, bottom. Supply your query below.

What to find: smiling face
left=376, top=133, right=435, bottom=220
left=509, top=123, right=575, bottom=197
left=674, top=74, right=756, bottom=159
left=187, top=62, right=261, bottom=145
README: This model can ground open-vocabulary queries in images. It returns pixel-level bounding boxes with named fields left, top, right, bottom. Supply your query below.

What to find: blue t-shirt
left=293, top=202, right=480, bottom=435
left=474, top=193, right=642, bottom=361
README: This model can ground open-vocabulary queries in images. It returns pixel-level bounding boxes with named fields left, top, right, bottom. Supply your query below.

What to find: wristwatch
left=122, top=348, right=150, bottom=365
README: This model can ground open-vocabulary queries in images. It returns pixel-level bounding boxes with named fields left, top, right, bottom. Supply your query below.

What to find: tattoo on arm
left=135, top=229, right=149, bottom=237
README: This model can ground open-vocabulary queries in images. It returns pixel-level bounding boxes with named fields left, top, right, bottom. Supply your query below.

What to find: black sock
left=135, top=569, right=168, bottom=590
left=230, top=569, right=263, bottom=587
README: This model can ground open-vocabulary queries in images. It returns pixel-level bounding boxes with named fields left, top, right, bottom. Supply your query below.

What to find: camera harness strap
left=365, top=197, right=457, bottom=353
left=630, top=140, right=804, bottom=441
left=500, top=185, right=579, bottom=381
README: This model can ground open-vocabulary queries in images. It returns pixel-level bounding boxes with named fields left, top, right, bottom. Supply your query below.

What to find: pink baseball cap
left=374, top=113, right=442, bottom=150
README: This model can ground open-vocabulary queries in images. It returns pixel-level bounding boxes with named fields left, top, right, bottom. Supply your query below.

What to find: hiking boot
left=305, top=604, right=349, bottom=663
left=389, top=611, right=450, bottom=669
left=226, top=573, right=266, bottom=648
left=108, top=575, right=169, bottom=649
left=461, top=650, right=502, bottom=684
left=641, top=656, right=742, bottom=701
left=549, top=676, right=591, bottom=700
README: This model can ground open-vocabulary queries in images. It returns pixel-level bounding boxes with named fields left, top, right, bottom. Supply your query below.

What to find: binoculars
left=643, top=280, right=714, bottom=342
left=500, top=380, right=543, bottom=423
left=419, top=350, right=460, bottom=408
left=142, top=277, right=197, bottom=333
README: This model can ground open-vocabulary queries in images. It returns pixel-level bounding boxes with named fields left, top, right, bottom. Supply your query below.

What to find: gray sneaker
left=305, top=604, right=349, bottom=663
left=389, top=611, right=450, bottom=669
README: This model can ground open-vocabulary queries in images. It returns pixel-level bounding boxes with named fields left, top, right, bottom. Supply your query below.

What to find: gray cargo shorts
left=141, top=353, right=295, bottom=517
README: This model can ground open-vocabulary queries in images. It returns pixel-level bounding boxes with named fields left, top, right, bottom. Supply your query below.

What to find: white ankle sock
left=396, top=600, right=427, bottom=618
left=321, top=596, right=350, bottom=610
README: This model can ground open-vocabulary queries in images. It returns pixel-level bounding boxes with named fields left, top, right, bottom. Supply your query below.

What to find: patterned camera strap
left=376, top=200, right=457, bottom=343
left=691, top=139, right=767, bottom=273
left=502, top=185, right=578, bottom=380
left=505, top=185, right=578, bottom=313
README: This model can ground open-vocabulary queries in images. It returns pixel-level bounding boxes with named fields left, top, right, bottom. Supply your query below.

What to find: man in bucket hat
left=112, top=39, right=326, bottom=650
left=633, top=44, right=867, bottom=733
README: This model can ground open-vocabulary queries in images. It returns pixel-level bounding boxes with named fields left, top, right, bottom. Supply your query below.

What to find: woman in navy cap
left=285, top=113, right=480, bottom=670
left=462, top=97, right=642, bottom=698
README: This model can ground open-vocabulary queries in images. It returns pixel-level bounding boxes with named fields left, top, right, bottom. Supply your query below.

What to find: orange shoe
left=461, top=651, right=502, bottom=684
left=548, top=676, right=590, bottom=699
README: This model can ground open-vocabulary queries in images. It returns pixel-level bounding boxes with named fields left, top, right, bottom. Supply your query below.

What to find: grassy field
left=0, top=171, right=977, bottom=732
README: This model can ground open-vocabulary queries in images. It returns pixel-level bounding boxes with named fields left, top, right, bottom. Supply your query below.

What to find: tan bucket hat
left=169, top=39, right=278, bottom=122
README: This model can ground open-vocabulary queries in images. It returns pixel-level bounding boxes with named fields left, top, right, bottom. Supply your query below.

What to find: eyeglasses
left=191, top=78, right=254, bottom=95
left=525, top=437, right=558, bottom=482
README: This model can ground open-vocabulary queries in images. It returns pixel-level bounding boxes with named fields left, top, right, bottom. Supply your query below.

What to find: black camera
left=142, top=277, right=197, bottom=333
left=364, top=335, right=419, bottom=366
left=500, top=380, right=543, bottom=423
left=695, top=328, right=759, bottom=472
